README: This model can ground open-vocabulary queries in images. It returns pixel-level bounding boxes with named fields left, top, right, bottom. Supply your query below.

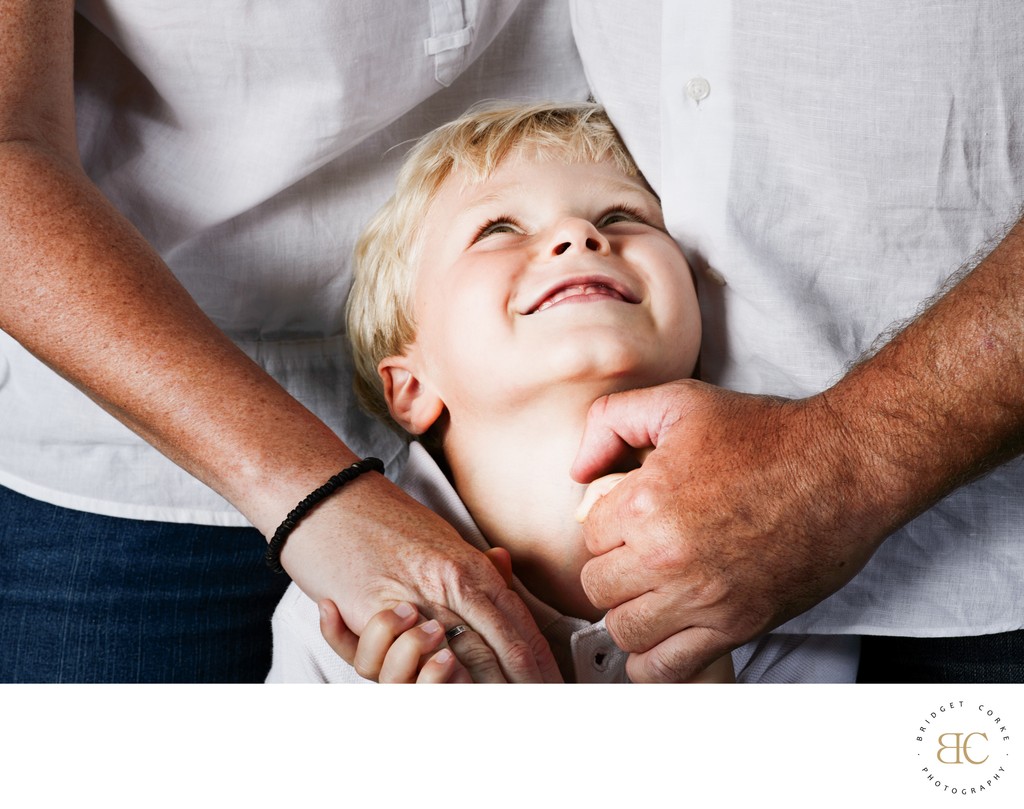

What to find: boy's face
left=385, top=150, right=700, bottom=430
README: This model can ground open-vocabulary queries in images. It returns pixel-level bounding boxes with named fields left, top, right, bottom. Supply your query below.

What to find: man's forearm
left=822, top=216, right=1024, bottom=535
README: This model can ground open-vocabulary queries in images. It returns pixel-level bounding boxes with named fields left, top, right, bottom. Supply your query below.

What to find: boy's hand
left=284, top=476, right=562, bottom=683
left=575, top=472, right=628, bottom=523
left=318, top=547, right=518, bottom=683
left=319, top=601, right=473, bottom=683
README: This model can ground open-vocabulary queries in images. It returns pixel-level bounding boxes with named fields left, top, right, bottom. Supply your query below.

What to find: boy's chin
left=531, top=351, right=693, bottom=391
left=487, top=339, right=696, bottom=407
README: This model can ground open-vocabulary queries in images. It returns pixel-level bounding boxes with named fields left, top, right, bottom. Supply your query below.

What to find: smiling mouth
left=527, top=281, right=639, bottom=314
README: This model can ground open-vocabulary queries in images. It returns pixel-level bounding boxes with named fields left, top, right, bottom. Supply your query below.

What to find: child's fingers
left=318, top=599, right=359, bottom=665
left=352, top=602, right=421, bottom=681
left=378, top=619, right=447, bottom=683
left=574, top=472, right=628, bottom=523
left=415, top=647, right=472, bottom=683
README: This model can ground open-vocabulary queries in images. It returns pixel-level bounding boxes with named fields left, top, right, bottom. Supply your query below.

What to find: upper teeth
left=536, top=284, right=621, bottom=312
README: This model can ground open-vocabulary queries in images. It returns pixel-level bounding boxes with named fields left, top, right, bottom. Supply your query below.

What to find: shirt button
left=686, top=76, right=711, bottom=103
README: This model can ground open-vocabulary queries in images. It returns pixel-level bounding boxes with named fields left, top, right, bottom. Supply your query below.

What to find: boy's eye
left=473, top=218, right=524, bottom=242
left=596, top=207, right=647, bottom=228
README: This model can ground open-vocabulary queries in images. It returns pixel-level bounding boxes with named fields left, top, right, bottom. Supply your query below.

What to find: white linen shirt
left=571, top=0, right=1024, bottom=637
left=0, top=0, right=590, bottom=524
left=267, top=444, right=860, bottom=683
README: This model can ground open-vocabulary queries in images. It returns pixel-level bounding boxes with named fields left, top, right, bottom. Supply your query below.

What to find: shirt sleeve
left=732, top=634, right=861, bottom=684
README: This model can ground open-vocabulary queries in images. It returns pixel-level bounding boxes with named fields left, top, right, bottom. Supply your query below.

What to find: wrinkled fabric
left=571, top=0, right=1024, bottom=637
left=0, top=0, right=589, bottom=523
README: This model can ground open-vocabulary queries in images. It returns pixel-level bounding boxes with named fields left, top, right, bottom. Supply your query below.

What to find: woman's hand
left=0, top=0, right=558, bottom=687
left=318, top=548, right=519, bottom=683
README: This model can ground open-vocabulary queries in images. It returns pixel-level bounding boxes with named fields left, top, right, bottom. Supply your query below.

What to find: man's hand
left=572, top=217, right=1024, bottom=684
left=571, top=380, right=887, bottom=683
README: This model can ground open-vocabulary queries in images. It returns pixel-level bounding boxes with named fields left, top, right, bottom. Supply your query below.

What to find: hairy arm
left=0, top=1, right=559, bottom=682
left=826, top=217, right=1024, bottom=527
left=572, top=215, right=1024, bottom=683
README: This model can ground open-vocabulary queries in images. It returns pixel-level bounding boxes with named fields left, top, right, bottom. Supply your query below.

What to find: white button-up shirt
left=0, top=0, right=590, bottom=524
left=571, top=0, right=1024, bottom=637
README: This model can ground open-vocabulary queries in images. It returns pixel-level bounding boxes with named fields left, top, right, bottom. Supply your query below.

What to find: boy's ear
left=378, top=353, right=445, bottom=435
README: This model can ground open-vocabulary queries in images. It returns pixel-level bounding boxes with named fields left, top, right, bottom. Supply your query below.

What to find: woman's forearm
left=1, top=1, right=355, bottom=531
left=0, top=140, right=357, bottom=532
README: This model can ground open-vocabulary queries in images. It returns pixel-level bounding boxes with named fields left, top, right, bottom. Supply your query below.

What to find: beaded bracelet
left=264, top=457, right=385, bottom=574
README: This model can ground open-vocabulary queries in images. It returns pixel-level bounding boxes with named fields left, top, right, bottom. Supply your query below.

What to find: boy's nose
left=549, top=218, right=611, bottom=257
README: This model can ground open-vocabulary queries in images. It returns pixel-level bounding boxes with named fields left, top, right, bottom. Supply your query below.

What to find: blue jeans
left=0, top=484, right=290, bottom=682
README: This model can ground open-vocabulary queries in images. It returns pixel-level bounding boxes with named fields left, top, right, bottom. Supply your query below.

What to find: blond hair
left=346, top=101, right=641, bottom=433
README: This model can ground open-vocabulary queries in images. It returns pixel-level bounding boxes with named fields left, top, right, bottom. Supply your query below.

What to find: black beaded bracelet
left=264, top=457, right=385, bottom=574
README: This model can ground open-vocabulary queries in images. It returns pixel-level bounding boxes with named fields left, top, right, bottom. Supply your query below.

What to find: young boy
left=266, top=102, right=858, bottom=683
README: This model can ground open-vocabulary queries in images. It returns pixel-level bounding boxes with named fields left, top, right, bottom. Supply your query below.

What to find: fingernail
left=420, top=619, right=441, bottom=634
left=434, top=648, right=453, bottom=665
left=318, top=603, right=329, bottom=620
left=393, top=602, right=415, bottom=619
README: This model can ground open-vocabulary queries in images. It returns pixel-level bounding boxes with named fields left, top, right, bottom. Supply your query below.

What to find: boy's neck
left=441, top=379, right=637, bottom=622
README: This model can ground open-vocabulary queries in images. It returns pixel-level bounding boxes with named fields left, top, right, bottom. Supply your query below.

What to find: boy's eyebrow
left=456, top=189, right=510, bottom=214
left=455, top=176, right=663, bottom=217
left=595, top=176, right=661, bottom=203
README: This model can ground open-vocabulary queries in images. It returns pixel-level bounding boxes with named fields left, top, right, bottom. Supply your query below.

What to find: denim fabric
left=858, top=630, right=1024, bottom=683
left=0, top=485, right=290, bottom=682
